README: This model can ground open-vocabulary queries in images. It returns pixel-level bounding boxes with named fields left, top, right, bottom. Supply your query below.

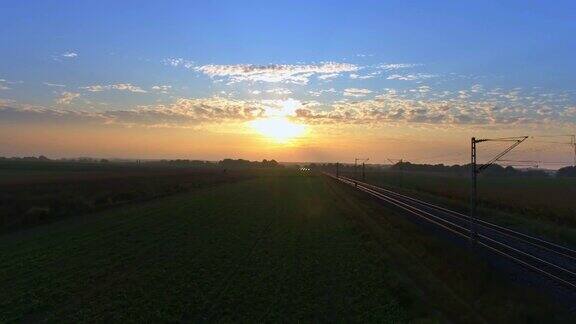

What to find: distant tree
left=261, top=159, right=280, bottom=168
left=522, top=169, right=548, bottom=177
left=219, top=158, right=282, bottom=169
left=219, top=158, right=253, bottom=169
left=386, top=161, right=547, bottom=177
left=557, top=166, right=576, bottom=177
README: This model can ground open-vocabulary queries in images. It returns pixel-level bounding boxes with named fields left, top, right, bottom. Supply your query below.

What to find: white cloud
left=250, top=88, right=292, bottom=96
left=411, top=86, right=431, bottom=93
left=62, top=52, right=78, bottom=58
left=387, top=73, right=437, bottom=81
left=56, top=92, right=80, bottom=105
left=350, top=73, right=377, bottom=80
left=151, top=85, right=172, bottom=94
left=3, top=86, right=576, bottom=129
left=378, top=63, right=421, bottom=70
left=0, top=78, right=15, bottom=90
left=266, top=88, right=292, bottom=95
left=561, top=107, right=576, bottom=117
left=343, top=88, right=373, bottom=97
left=318, top=73, right=340, bottom=80
left=293, top=86, right=575, bottom=126
left=0, top=98, right=15, bottom=105
left=81, top=83, right=147, bottom=93
left=104, top=97, right=266, bottom=127
left=536, top=106, right=554, bottom=116
left=194, top=62, right=359, bottom=85
left=309, top=88, right=336, bottom=97
left=162, top=58, right=194, bottom=68
left=43, top=82, right=66, bottom=87
left=470, top=84, right=484, bottom=93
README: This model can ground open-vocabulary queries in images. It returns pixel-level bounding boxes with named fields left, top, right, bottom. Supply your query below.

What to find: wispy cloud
left=0, top=78, right=22, bottom=90
left=309, top=88, right=336, bottom=97
left=0, top=98, right=15, bottom=105
left=43, top=82, right=66, bottom=87
left=151, top=85, right=172, bottom=94
left=266, top=88, right=292, bottom=95
left=193, top=62, right=359, bottom=85
left=343, top=88, right=372, bottom=97
left=3, top=81, right=574, bottom=129
left=0, top=97, right=267, bottom=128
left=378, top=63, right=421, bottom=70
left=162, top=58, right=194, bottom=68
left=561, top=107, right=576, bottom=118
left=318, top=73, right=340, bottom=81
left=350, top=72, right=378, bottom=80
left=62, top=52, right=78, bottom=58
left=387, top=73, right=437, bottom=81
left=293, top=86, right=574, bottom=126
left=81, top=83, right=147, bottom=93
left=470, top=84, right=483, bottom=93
left=56, top=92, right=80, bottom=105
left=250, top=88, right=292, bottom=96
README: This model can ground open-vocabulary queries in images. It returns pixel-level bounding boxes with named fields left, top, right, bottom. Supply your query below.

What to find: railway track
left=325, top=173, right=576, bottom=291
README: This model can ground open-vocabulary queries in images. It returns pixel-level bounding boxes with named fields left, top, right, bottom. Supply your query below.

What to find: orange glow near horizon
left=1, top=120, right=574, bottom=166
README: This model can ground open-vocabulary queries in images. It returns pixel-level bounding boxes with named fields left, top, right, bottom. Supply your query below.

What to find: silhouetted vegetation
left=0, top=157, right=289, bottom=231
left=388, top=162, right=550, bottom=177
left=314, top=161, right=551, bottom=178
left=219, top=158, right=282, bottom=169
left=557, top=166, right=576, bottom=177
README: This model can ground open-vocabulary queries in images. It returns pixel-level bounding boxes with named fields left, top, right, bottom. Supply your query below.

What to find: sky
left=1, top=0, right=575, bottom=165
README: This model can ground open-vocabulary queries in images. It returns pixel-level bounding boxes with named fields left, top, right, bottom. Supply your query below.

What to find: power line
left=354, top=157, right=369, bottom=182
left=470, top=136, right=528, bottom=243
left=531, top=135, right=575, bottom=166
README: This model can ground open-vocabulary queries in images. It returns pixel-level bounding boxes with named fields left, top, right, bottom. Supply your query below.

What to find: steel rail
left=337, top=175, right=576, bottom=261
left=325, top=173, right=576, bottom=290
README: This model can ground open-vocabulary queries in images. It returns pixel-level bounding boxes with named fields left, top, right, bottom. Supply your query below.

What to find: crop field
left=0, top=171, right=567, bottom=322
left=340, top=170, right=576, bottom=243
left=0, top=161, right=254, bottom=231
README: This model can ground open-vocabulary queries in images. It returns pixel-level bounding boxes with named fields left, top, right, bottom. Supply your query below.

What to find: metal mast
left=354, top=158, right=369, bottom=181
left=388, top=158, right=404, bottom=188
left=470, top=136, right=528, bottom=242
left=572, top=135, right=576, bottom=167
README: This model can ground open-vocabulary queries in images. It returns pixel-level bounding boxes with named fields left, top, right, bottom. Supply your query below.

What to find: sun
left=250, top=117, right=306, bottom=143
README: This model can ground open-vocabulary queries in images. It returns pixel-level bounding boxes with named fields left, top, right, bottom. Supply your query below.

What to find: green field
left=343, top=170, right=576, bottom=244
left=0, top=171, right=569, bottom=322
left=0, top=162, right=252, bottom=231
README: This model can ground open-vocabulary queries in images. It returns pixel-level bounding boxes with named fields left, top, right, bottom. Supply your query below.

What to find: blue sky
left=1, top=1, right=575, bottom=162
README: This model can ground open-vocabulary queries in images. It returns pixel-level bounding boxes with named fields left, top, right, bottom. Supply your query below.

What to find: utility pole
left=470, top=136, right=528, bottom=242
left=336, top=162, right=339, bottom=178
left=572, top=135, right=576, bottom=167
left=470, top=138, right=478, bottom=242
left=388, top=158, right=404, bottom=188
left=355, top=157, right=369, bottom=181
left=362, top=162, right=366, bottom=181
left=399, top=159, right=403, bottom=187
